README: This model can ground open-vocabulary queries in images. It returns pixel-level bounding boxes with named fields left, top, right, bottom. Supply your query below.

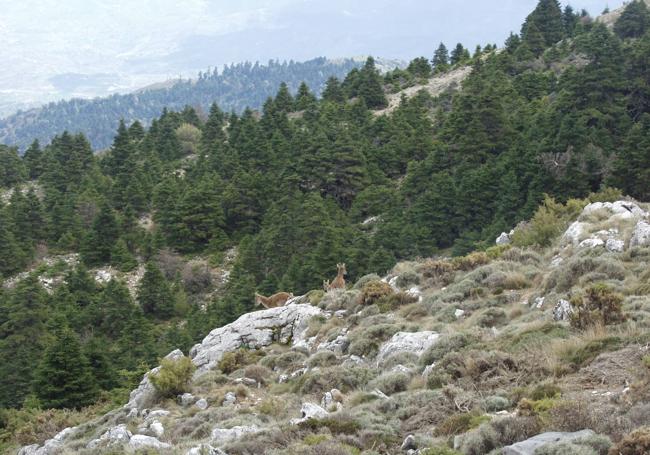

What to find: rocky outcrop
left=87, top=424, right=132, bottom=449
left=553, top=299, right=573, bottom=322
left=630, top=220, right=650, bottom=248
left=502, top=429, right=596, bottom=455
left=211, top=425, right=260, bottom=444
left=376, top=331, right=439, bottom=365
left=291, top=403, right=329, bottom=424
left=128, top=434, right=171, bottom=450
left=18, top=427, right=77, bottom=455
left=496, top=230, right=514, bottom=245
left=190, top=303, right=323, bottom=374
left=126, top=349, right=184, bottom=410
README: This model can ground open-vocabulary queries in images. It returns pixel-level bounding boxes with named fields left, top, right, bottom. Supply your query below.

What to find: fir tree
left=432, top=43, right=450, bottom=73
left=33, top=323, right=98, bottom=409
left=138, top=262, right=176, bottom=319
left=614, top=0, right=650, bottom=39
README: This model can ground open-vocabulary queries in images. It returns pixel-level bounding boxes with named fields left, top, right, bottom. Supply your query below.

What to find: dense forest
left=0, top=58, right=364, bottom=151
left=1, top=0, right=650, bottom=426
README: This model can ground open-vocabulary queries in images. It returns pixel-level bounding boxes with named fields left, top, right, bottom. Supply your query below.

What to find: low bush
left=307, top=350, right=339, bottom=368
left=299, top=417, right=361, bottom=435
left=608, top=426, right=650, bottom=455
left=476, top=308, right=508, bottom=327
left=358, top=281, right=394, bottom=306
left=377, top=292, right=419, bottom=313
left=420, top=448, right=462, bottom=455
left=482, top=395, right=510, bottom=412
left=368, top=371, right=411, bottom=395
left=243, top=364, right=273, bottom=385
left=353, top=274, right=382, bottom=290
left=297, top=365, right=376, bottom=394
left=418, top=260, right=455, bottom=285
left=452, top=252, right=490, bottom=271
left=420, top=333, right=477, bottom=366
left=570, top=284, right=626, bottom=329
left=434, top=411, right=490, bottom=436
left=149, top=355, right=196, bottom=397
left=396, top=270, right=420, bottom=288
left=218, top=348, right=264, bottom=374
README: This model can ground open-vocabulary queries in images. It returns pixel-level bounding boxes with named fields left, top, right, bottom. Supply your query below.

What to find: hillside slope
left=15, top=198, right=650, bottom=455
left=0, top=58, right=365, bottom=151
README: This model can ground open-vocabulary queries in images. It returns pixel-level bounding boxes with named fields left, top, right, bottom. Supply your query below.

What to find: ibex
left=255, top=292, right=294, bottom=309
left=326, top=263, right=347, bottom=291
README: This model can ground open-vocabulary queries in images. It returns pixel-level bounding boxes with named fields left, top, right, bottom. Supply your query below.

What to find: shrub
left=243, top=364, right=273, bottom=385
left=418, top=260, right=455, bottom=285
left=420, top=448, right=462, bottom=455
left=529, top=383, right=562, bottom=401
left=457, top=423, right=499, bottom=455
left=511, top=196, right=585, bottom=247
left=559, top=337, right=622, bottom=370
left=299, top=417, right=361, bottom=435
left=570, top=284, right=626, bottom=329
left=482, top=396, right=510, bottom=412
left=308, top=351, right=339, bottom=368
left=535, top=442, right=598, bottom=455
left=218, top=348, right=263, bottom=374
left=396, top=270, right=420, bottom=288
left=452, top=252, right=490, bottom=271
left=149, top=356, right=196, bottom=398
left=353, top=274, right=382, bottom=290
left=377, top=292, right=419, bottom=313
left=368, top=371, right=411, bottom=395
left=297, top=365, right=376, bottom=394
left=608, top=427, right=650, bottom=455
left=435, top=412, right=491, bottom=436
left=476, top=308, right=508, bottom=327
left=420, top=333, right=477, bottom=366
left=181, top=260, right=213, bottom=294
left=486, top=244, right=512, bottom=260
left=358, top=281, right=394, bottom=306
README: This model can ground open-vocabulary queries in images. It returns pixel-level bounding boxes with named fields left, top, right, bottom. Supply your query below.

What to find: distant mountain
left=0, top=57, right=383, bottom=151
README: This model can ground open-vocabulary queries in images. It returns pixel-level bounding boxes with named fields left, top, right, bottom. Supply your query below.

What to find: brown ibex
left=326, top=263, right=347, bottom=291
left=254, top=292, right=294, bottom=309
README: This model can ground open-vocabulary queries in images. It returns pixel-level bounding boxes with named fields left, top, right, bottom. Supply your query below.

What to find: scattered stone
left=553, top=299, right=573, bottom=322
left=278, top=374, right=289, bottom=383
left=291, top=403, right=329, bottom=424
left=334, top=309, right=348, bottom=318
left=502, top=429, right=596, bottom=455
left=533, top=297, right=545, bottom=309
left=211, top=425, right=260, bottom=444
left=316, top=329, right=349, bottom=355
left=454, top=309, right=465, bottom=319
left=550, top=256, right=564, bottom=267
left=422, top=364, right=435, bottom=377
left=128, top=434, right=171, bottom=450
left=392, top=364, right=412, bottom=374
left=496, top=231, right=512, bottom=245
left=149, top=420, right=164, bottom=438
left=401, top=434, right=417, bottom=451
left=233, top=377, right=257, bottom=387
left=187, top=444, right=228, bottom=455
left=195, top=398, right=209, bottom=410
left=562, top=221, right=588, bottom=246
left=145, top=409, right=171, bottom=420
left=376, top=331, right=440, bottom=365
left=222, top=392, right=236, bottom=406
left=631, top=220, right=650, bottom=248
left=343, top=355, right=365, bottom=366
left=606, top=238, right=625, bottom=252
left=582, top=201, right=647, bottom=220
left=579, top=238, right=605, bottom=249
left=87, top=424, right=132, bottom=449
left=371, top=388, right=390, bottom=399
left=178, top=392, right=196, bottom=406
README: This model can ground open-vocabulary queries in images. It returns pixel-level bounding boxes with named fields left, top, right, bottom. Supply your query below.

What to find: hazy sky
left=0, top=0, right=626, bottom=115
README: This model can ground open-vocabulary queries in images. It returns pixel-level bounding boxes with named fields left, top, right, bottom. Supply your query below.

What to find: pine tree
left=450, top=43, right=469, bottom=65
left=0, top=145, right=26, bottom=188
left=23, top=140, right=44, bottom=180
left=111, top=238, right=137, bottom=272
left=357, top=57, right=387, bottom=109
left=322, top=77, right=345, bottom=103
left=138, top=262, right=176, bottom=319
left=432, top=43, right=450, bottom=73
left=406, top=57, right=432, bottom=78
left=521, top=0, right=564, bottom=54
left=0, top=277, right=48, bottom=408
left=614, top=0, right=650, bottom=39
left=80, top=200, right=120, bottom=266
left=295, top=82, right=317, bottom=110
left=33, top=322, right=98, bottom=409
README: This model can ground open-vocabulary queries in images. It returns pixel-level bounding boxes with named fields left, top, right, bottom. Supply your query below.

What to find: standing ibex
left=254, top=292, right=294, bottom=309
left=325, top=263, right=347, bottom=291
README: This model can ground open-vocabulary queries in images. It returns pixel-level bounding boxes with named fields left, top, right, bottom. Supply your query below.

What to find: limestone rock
left=178, top=392, right=196, bottom=406
left=195, top=398, right=209, bottom=410
left=291, top=402, right=329, bottom=424
left=496, top=231, right=512, bottom=245
left=376, top=331, right=439, bottom=365
left=562, top=221, right=588, bottom=246
left=128, top=434, right=171, bottom=450
left=401, top=434, right=417, bottom=451
left=191, top=303, right=323, bottom=374
left=87, top=424, right=132, bottom=449
left=126, top=349, right=184, bottom=410
left=606, top=238, right=625, bottom=252
left=502, top=429, right=596, bottom=455
left=631, top=220, right=650, bottom=248
left=149, top=420, right=164, bottom=438
left=553, top=299, right=573, bottom=322
left=211, top=425, right=260, bottom=444
left=582, top=201, right=647, bottom=220
left=579, top=237, right=605, bottom=249
left=187, top=444, right=228, bottom=455
left=18, top=427, right=78, bottom=455
left=222, top=392, right=236, bottom=406
left=454, top=309, right=465, bottom=319
left=316, top=328, right=349, bottom=355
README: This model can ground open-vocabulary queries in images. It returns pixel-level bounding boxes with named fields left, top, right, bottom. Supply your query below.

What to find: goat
left=254, top=292, right=294, bottom=309
left=326, top=263, right=347, bottom=291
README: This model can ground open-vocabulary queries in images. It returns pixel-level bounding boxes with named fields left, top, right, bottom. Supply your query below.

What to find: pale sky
left=0, top=0, right=625, bottom=115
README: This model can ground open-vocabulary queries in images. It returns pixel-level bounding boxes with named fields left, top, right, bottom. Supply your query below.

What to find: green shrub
left=435, top=412, right=491, bottom=436
left=452, top=252, right=490, bottom=271
left=307, top=350, right=339, bottom=368
left=353, top=274, right=382, bottom=290
left=418, top=260, right=455, bottom=285
left=535, top=442, right=598, bottom=455
left=529, top=383, right=562, bottom=401
left=608, top=427, right=650, bottom=455
left=358, top=281, right=394, bottom=306
left=570, top=284, right=626, bottom=329
left=368, top=371, right=410, bottom=395
left=476, top=308, right=508, bottom=327
left=511, top=196, right=585, bottom=247
left=218, top=348, right=263, bottom=374
left=377, top=292, right=419, bottom=313
left=457, top=423, right=499, bottom=455
left=420, top=447, right=462, bottom=455
left=299, top=417, right=361, bottom=435
left=486, top=244, right=512, bottom=260
left=396, top=270, right=420, bottom=288
left=482, top=395, right=510, bottom=412
left=420, top=333, right=476, bottom=366
left=149, top=356, right=196, bottom=398
left=560, top=337, right=622, bottom=370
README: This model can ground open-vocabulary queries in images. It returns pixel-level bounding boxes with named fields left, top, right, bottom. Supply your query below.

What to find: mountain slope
left=0, top=58, right=366, bottom=150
